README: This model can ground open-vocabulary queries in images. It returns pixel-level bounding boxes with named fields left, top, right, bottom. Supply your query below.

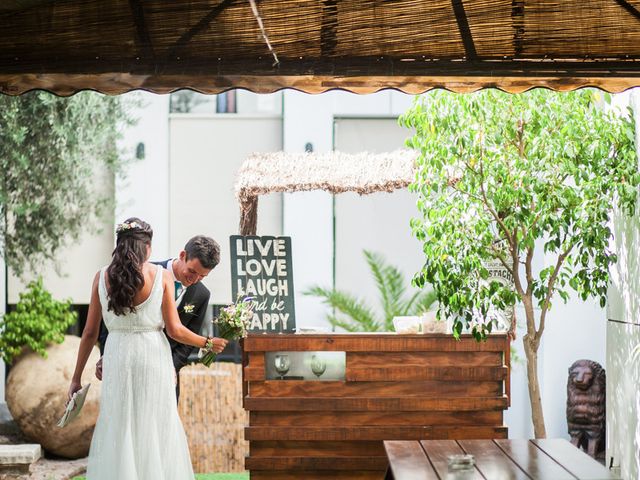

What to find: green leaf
left=0, top=91, right=137, bottom=277
left=0, top=278, right=77, bottom=364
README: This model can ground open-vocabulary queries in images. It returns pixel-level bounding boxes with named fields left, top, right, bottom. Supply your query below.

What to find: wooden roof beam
left=167, top=0, right=236, bottom=59
left=129, top=0, right=155, bottom=60
left=512, top=0, right=524, bottom=56
left=321, top=0, right=338, bottom=56
left=451, top=0, right=477, bottom=60
left=613, top=0, right=640, bottom=23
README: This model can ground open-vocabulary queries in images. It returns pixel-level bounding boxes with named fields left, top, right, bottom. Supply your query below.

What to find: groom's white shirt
left=169, top=259, right=187, bottom=305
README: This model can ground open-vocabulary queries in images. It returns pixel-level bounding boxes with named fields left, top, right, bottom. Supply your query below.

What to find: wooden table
left=384, top=439, right=620, bottom=480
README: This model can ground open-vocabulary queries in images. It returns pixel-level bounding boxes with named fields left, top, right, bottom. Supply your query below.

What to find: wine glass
left=274, top=354, right=290, bottom=380
left=310, top=354, right=327, bottom=378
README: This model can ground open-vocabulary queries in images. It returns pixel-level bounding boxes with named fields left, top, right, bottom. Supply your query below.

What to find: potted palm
left=304, top=250, right=437, bottom=332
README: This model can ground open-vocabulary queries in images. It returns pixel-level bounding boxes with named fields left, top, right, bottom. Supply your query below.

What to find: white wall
left=116, top=92, right=171, bottom=259
left=606, top=88, right=640, bottom=480
left=169, top=115, right=283, bottom=304
left=539, top=289, right=606, bottom=439
left=282, top=90, right=414, bottom=330
left=333, top=117, right=422, bottom=322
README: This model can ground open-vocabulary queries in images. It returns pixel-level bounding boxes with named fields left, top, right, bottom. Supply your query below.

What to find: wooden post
left=239, top=196, right=258, bottom=236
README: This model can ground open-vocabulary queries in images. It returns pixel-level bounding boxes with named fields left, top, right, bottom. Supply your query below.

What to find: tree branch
left=535, top=243, right=575, bottom=343
left=525, top=245, right=534, bottom=295
left=478, top=160, right=516, bottom=248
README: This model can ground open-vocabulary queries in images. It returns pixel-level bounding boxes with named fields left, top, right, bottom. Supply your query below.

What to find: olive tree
left=400, top=89, right=638, bottom=437
left=0, top=91, right=134, bottom=276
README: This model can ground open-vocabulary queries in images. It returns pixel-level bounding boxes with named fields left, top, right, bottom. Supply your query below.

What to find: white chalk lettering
left=274, top=238, right=286, bottom=256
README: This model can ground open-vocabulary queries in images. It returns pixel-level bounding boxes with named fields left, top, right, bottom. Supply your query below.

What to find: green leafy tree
left=304, top=250, right=437, bottom=332
left=0, top=91, right=134, bottom=276
left=0, top=278, right=77, bottom=364
left=400, top=89, right=639, bottom=438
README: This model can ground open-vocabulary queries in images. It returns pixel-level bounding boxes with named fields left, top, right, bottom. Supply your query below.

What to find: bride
left=68, top=218, right=227, bottom=479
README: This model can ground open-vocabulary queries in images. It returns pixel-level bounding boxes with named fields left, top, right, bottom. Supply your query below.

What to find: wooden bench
left=384, top=438, right=620, bottom=480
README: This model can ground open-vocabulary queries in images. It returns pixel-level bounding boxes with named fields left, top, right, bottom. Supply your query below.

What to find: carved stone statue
left=566, top=359, right=606, bottom=458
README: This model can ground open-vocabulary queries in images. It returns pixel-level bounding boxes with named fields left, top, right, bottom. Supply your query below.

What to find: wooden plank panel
left=248, top=352, right=265, bottom=369
left=250, top=410, right=503, bottom=427
left=250, top=471, right=385, bottom=480
left=244, top=396, right=509, bottom=411
left=249, top=380, right=503, bottom=397
left=244, top=334, right=508, bottom=352
left=245, top=426, right=508, bottom=441
left=504, top=343, right=511, bottom=407
left=421, top=440, right=484, bottom=479
left=250, top=440, right=386, bottom=457
left=245, top=456, right=389, bottom=470
left=245, top=367, right=266, bottom=381
left=459, top=440, right=530, bottom=479
left=532, top=439, right=620, bottom=480
left=348, top=351, right=503, bottom=367
left=494, top=439, right=576, bottom=479
left=384, top=440, right=439, bottom=480
left=346, top=366, right=508, bottom=382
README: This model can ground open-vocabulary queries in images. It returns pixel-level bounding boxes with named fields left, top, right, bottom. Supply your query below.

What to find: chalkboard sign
left=484, top=258, right=515, bottom=331
left=230, top=235, right=296, bottom=333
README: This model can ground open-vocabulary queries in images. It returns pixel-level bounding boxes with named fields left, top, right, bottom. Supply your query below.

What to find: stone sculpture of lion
left=566, top=359, right=606, bottom=458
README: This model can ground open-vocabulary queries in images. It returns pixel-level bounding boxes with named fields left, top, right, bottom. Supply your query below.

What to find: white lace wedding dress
left=87, top=264, right=195, bottom=480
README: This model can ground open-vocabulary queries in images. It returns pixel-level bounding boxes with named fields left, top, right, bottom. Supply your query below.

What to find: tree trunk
left=523, top=332, right=546, bottom=438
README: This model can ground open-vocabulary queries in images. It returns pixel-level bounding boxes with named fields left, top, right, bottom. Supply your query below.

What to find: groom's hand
left=210, top=337, right=228, bottom=353
left=95, top=357, right=103, bottom=381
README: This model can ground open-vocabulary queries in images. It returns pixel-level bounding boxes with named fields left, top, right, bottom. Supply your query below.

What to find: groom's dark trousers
left=98, top=259, right=211, bottom=402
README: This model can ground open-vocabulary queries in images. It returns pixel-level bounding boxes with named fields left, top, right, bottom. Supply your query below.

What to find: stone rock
left=6, top=336, right=101, bottom=459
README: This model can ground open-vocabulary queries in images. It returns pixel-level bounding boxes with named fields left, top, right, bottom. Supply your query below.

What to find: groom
left=97, top=235, right=225, bottom=400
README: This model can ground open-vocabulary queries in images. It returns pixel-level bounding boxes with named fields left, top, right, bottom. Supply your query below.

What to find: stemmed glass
left=310, top=354, right=327, bottom=378
left=274, top=354, right=290, bottom=380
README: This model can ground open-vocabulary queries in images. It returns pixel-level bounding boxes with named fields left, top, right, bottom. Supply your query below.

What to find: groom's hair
left=184, top=235, right=220, bottom=269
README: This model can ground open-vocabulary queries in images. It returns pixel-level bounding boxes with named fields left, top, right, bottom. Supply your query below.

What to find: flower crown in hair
left=116, top=221, right=143, bottom=234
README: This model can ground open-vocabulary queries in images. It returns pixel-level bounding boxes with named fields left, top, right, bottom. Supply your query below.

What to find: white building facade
left=1, top=89, right=616, bottom=463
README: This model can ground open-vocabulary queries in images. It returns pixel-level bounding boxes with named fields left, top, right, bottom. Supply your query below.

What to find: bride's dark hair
left=107, top=217, right=153, bottom=316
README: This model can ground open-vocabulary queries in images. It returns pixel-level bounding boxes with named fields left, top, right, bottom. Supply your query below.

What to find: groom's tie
left=174, top=281, right=183, bottom=301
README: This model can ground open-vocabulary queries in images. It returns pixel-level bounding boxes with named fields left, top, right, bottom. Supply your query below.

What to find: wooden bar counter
left=242, top=333, right=510, bottom=480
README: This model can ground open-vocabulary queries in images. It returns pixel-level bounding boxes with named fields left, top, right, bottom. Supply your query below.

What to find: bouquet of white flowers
left=199, top=297, right=254, bottom=367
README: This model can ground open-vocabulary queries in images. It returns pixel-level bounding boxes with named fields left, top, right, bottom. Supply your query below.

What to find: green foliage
left=400, top=89, right=638, bottom=341
left=0, top=91, right=135, bottom=276
left=304, top=250, right=437, bottom=332
left=0, top=278, right=77, bottom=364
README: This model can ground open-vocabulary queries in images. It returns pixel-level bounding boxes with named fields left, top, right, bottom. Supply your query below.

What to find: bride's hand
left=68, top=380, right=82, bottom=403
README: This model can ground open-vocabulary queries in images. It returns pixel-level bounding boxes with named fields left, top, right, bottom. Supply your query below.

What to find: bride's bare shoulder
left=160, top=268, right=172, bottom=283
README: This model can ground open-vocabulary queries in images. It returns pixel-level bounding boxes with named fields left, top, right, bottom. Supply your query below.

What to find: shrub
left=0, top=278, right=77, bottom=364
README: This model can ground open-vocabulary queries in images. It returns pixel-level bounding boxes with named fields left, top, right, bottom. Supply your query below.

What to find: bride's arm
left=161, top=270, right=227, bottom=352
left=68, top=271, right=102, bottom=400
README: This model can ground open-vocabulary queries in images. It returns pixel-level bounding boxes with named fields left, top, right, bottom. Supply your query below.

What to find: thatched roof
left=235, top=150, right=417, bottom=235
left=2, top=0, right=640, bottom=95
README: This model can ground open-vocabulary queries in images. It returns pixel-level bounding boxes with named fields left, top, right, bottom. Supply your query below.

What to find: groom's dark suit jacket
left=98, top=259, right=211, bottom=400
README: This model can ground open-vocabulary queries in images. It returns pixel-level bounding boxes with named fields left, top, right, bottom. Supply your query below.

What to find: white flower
left=183, top=303, right=195, bottom=314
